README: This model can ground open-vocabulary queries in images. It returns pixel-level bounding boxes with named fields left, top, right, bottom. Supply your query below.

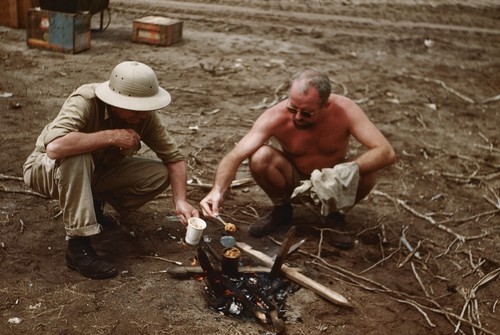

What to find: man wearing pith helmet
left=23, top=61, right=199, bottom=279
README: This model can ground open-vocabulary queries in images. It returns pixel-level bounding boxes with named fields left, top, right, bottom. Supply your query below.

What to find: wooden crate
left=132, top=16, right=183, bottom=46
left=0, top=0, right=36, bottom=28
left=26, top=8, right=91, bottom=53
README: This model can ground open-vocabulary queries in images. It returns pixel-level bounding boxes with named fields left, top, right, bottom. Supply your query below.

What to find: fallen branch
left=483, top=184, right=500, bottom=210
left=250, top=82, right=287, bottom=110
left=330, top=79, right=348, bottom=96
left=187, top=177, right=254, bottom=190
left=411, top=261, right=430, bottom=297
left=398, top=240, right=423, bottom=268
left=19, top=219, right=25, bottom=234
left=399, top=226, right=421, bottom=259
left=359, top=246, right=401, bottom=275
left=307, top=255, right=496, bottom=335
left=140, top=255, right=183, bottom=266
left=435, top=237, right=460, bottom=259
left=0, top=174, right=23, bottom=181
left=447, top=153, right=500, bottom=169
left=481, top=94, right=500, bottom=104
left=236, top=241, right=352, bottom=307
left=441, top=171, right=500, bottom=183
left=372, top=190, right=466, bottom=242
left=454, top=268, right=500, bottom=334
left=474, top=144, right=500, bottom=154
left=409, top=74, right=475, bottom=104
left=395, top=297, right=436, bottom=327
left=166, top=86, right=208, bottom=95
left=447, top=209, right=499, bottom=226
left=0, top=188, right=48, bottom=199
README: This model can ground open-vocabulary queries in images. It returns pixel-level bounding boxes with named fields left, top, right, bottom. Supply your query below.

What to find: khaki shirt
left=31, top=83, right=183, bottom=168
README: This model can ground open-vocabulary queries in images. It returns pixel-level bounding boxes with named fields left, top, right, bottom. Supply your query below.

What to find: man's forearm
left=355, top=145, right=396, bottom=175
left=167, top=160, right=189, bottom=204
left=212, top=154, right=241, bottom=195
left=46, top=130, right=115, bottom=160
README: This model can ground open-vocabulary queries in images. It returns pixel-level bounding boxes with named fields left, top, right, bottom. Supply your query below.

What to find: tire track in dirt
left=115, top=0, right=500, bottom=36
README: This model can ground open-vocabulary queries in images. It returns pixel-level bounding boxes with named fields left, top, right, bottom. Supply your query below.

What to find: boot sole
left=66, top=262, right=119, bottom=280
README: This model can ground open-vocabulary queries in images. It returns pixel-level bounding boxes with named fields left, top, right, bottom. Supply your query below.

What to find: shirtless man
left=200, top=68, right=396, bottom=243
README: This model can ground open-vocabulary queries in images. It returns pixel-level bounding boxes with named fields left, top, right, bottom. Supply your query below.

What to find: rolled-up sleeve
left=43, top=96, right=91, bottom=146
left=35, top=84, right=99, bottom=152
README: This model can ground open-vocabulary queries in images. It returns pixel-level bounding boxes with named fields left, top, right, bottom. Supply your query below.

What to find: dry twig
left=398, top=240, right=423, bottom=268
left=454, top=268, right=500, bottom=334
left=186, top=178, right=254, bottom=190
left=411, top=261, right=430, bottom=297
left=408, top=74, right=475, bottom=104
left=359, top=246, right=401, bottom=275
left=0, top=174, right=23, bottom=181
left=140, top=255, right=182, bottom=266
left=373, top=190, right=467, bottom=242
left=481, top=94, right=500, bottom=104
left=0, top=188, right=48, bottom=199
left=305, top=254, right=496, bottom=334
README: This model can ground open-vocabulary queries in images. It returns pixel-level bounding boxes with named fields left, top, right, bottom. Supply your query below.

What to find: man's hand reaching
left=200, top=190, right=224, bottom=218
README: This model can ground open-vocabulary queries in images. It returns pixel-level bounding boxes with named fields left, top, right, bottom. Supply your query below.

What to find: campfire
left=167, top=227, right=350, bottom=334
left=197, top=247, right=292, bottom=334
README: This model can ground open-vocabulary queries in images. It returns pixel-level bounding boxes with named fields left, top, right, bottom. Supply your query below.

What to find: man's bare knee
left=249, top=145, right=276, bottom=172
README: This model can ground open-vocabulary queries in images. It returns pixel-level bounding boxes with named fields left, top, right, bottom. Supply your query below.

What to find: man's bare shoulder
left=254, top=100, right=289, bottom=127
left=328, top=94, right=365, bottom=118
left=329, top=94, right=356, bottom=108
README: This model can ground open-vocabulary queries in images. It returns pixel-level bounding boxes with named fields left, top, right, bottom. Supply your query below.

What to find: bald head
left=290, top=68, right=331, bottom=106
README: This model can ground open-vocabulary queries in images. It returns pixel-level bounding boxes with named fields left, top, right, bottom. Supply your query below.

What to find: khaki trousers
left=23, top=152, right=169, bottom=237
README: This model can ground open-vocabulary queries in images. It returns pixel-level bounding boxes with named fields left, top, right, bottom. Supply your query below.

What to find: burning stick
left=195, top=247, right=288, bottom=333
left=219, top=276, right=269, bottom=325
left=165, top=265, right=286, bottom=278
left=236, top=241, right=351, bottom=307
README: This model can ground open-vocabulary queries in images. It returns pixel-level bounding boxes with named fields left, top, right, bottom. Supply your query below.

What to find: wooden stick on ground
left=236, top=241, right=352, bottom=307
left=0, top=188, right=48, bottom=199
left=373, top=190, right=466, bottom=242
left=0, top=174, right=23, bottom=181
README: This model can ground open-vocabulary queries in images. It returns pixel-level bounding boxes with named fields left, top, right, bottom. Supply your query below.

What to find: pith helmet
left=95, top=61, right=171, bottom=111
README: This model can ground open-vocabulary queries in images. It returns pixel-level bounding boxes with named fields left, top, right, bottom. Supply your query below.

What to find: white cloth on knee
left=291, top=162, right=360, bottom=215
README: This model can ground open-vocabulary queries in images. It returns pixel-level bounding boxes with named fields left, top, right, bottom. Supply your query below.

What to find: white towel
left=291, top=162, right=360, bottom=215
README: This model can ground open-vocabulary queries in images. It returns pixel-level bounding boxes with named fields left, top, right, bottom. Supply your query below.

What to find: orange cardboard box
left=132, top=16, right=183, bottom=46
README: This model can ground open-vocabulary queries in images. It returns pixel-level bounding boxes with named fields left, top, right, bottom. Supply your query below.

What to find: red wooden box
left=132, top=16, right=183, bottom=46
left=0, top=0, right=35, bottom=28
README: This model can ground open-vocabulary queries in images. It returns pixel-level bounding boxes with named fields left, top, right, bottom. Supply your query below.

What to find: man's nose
left=294, top=111, right=304, bottom=120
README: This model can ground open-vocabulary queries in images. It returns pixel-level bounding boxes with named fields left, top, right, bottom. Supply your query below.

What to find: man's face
left=288, top=84, right=323, bottom=130
left=109, top=106, right=149, bottom=124
left=288, top=104, right=317, bottom=130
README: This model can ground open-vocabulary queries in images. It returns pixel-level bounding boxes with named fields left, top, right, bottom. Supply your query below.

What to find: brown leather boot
left=325, top=212, right=353, bottom=250
left=249, top=203, right=293, bottom=237
left=66, top=237, right=118, bottom=279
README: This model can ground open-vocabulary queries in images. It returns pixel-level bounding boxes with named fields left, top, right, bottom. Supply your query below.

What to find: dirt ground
left=1, top=0, right=499, bottom=334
